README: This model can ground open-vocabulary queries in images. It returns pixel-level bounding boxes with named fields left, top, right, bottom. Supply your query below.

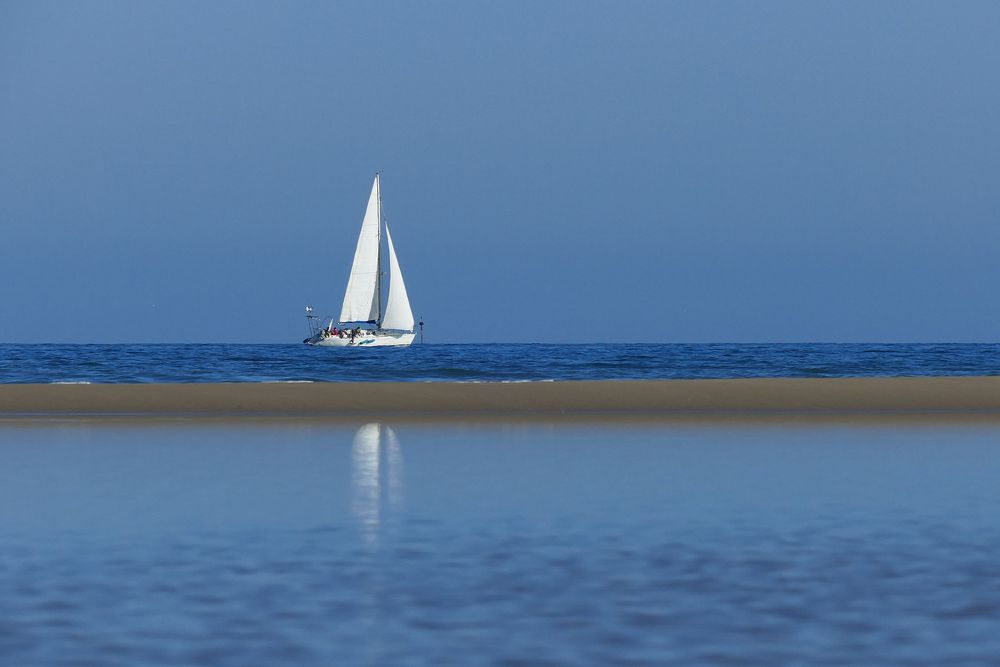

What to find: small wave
left=426, top=379, right=558, bottom=384
left=500, top=379, right=556, bottom=383
left=50, top=381, right=93, bottom=385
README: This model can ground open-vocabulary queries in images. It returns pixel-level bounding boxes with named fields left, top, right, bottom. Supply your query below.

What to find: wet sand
left=2, top=377, right=1000, bottom=417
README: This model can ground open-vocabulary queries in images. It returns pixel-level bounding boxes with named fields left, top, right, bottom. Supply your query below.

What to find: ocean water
left=2, top=343, right=1000, bottom=383
left=2, top=420, right=1000, bottom=665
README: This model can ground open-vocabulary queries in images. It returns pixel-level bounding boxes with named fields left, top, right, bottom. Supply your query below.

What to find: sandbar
left=2, top=377, right=1000, bottom=418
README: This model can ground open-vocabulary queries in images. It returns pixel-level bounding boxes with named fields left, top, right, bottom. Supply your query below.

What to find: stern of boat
left=304, top=333, right=351, bottom=347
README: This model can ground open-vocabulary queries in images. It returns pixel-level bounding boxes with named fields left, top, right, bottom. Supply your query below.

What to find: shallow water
left=2, top=421, right=1000, bottom=665
left=3, top=342, right=1000, bottom=383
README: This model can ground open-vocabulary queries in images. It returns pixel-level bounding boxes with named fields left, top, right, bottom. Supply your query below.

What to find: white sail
left=381, top=224, right=414, bottom=331
left=339, top=176, right=381, bottom=323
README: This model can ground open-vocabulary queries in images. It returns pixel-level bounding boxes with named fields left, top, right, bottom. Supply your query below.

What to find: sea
left=4, top=343, right=1000, bottom=665
left=2, top=342, right=1000, bottom=383
left=3, top=420, right=1000, bottom=665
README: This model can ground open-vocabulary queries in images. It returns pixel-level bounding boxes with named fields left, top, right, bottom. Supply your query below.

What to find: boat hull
left=305, top=331, right=415, bottom=348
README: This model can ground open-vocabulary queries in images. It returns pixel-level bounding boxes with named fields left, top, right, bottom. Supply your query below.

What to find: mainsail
left=339, top=176, right=381, bottom=323
left=381, top=224, right=414, bottom=331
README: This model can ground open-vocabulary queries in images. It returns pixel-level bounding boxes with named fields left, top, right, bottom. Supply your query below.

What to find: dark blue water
left=2, top=343, right=1000, bottom=383
left=2, top=420, right=1000, bottom=665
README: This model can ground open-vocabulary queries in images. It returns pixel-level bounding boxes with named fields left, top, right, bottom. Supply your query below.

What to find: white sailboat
left=304, top=173, right=416, bottom=347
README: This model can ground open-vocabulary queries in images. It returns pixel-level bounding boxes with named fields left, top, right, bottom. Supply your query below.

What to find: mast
left=375, top=171, right=383, bottom=328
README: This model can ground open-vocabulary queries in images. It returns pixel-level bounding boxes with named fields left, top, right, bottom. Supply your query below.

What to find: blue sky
left=1, top=1, right=998, bottom=343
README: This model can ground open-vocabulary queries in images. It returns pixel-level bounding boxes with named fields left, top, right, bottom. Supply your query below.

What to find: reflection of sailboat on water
left=352, top=423, right=404, bottom=543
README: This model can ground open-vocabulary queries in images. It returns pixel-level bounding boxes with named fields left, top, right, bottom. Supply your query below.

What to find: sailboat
left=304, top=173, right=416, bottom=347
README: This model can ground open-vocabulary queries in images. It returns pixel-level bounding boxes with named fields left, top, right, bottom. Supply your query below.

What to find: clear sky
left=2, top=1, right=998, bottom=343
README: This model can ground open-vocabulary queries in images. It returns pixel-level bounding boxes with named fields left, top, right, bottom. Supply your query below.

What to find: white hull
left=305, top=331, right=415, bottom=348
